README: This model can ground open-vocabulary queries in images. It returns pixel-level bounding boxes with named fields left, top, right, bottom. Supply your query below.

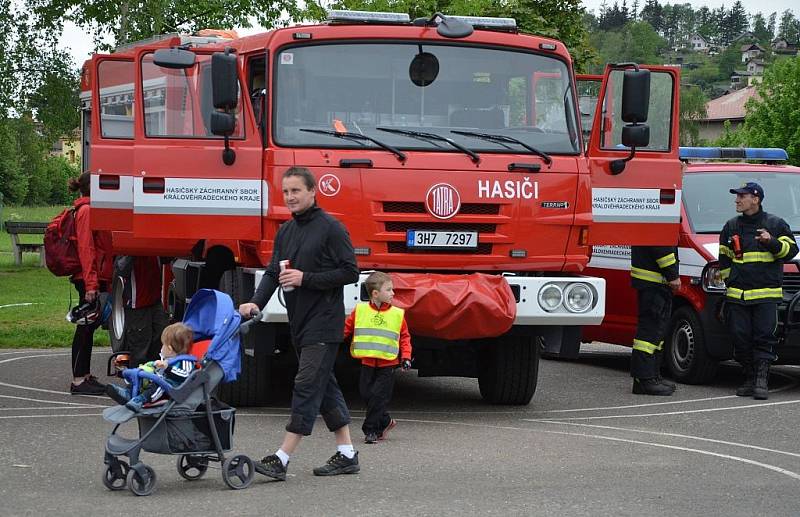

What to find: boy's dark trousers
left=359, top=365, right=396, bottom=435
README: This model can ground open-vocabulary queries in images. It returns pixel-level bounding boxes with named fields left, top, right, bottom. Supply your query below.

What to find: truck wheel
left=665, top=306, right=718, bottom=384
left=216, top=353, right=271, bottom=407
left=108, top=275, right=126, bottom=352
left=478, top=336, right=540, bottom=405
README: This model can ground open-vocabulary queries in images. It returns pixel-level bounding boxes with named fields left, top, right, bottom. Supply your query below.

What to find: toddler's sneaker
left=125, top=395, right=146, bottom=412
left=106, top=384, right=131, bottom=405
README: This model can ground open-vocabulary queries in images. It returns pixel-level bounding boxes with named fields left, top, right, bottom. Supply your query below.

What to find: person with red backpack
left=68, top=172, right=113, bottom=395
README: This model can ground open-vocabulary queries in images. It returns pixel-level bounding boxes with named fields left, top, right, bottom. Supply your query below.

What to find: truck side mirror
left=610, top=66, right=651, bottom=175
left=153, top=48, right=196, bottom=69
left=210, top=112, right=236, bottom=165
left=212, top=50, right=239, bottom=110
left=621, top=124, right=649, bottom=148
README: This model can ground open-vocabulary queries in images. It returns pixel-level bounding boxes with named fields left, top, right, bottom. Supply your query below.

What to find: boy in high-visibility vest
left=345, top=271, right=412, bottom=444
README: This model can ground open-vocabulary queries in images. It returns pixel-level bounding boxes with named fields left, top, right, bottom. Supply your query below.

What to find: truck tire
left=216, top=352, right=271, bottom=407
left=108, top=275, right=126, bottom=352
left=664, top=306, right=718, bottom=384
left=478, top=336, right=540, bottom=405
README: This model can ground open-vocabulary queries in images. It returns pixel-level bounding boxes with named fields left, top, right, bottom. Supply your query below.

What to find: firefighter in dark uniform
left=630, top=245, right=681, bottom=395
left=720, top=182, right=797, bottom=400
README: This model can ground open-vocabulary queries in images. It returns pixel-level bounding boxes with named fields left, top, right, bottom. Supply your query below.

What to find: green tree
left=742, top=56, right=800, bottom=165
left=777, top=10, right=800, bottom=42
left=589, top=20, right=666, bottom=74
left=722, top=1, right=748, bottom=45
left=712, top=119, right=746, bottom=147
left=679, top=84, right=707, bottom=146
left=751, top=12, right=773, bottom=45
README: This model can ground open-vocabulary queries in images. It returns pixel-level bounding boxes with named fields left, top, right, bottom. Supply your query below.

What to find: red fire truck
left=81, top=10, right=683, bottom=405
left=583, top=147, right=800, bottom=384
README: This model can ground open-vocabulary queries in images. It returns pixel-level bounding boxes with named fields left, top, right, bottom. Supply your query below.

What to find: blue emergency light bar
left=679, top=147, right=788, bottom=161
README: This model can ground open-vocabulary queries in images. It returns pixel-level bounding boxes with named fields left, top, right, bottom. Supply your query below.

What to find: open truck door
left=130, top=47, right=263, bottom=241
left=584, top=65, right=681, bottom=246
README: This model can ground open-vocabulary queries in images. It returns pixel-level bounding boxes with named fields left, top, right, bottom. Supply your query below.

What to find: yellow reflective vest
left=350, top=303, right=404, bottom=360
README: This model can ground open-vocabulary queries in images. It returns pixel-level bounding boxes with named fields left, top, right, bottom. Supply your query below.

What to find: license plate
left=406, top=230, right=478, bottom=249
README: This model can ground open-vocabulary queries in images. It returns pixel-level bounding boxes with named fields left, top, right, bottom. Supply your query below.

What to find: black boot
left=753, top=360, right=770, bottom=400
left=654, top=351, right=676, bottom=390
left=633, top=377, right=675, bottom=396
left=735, top=363, right=754, bottom=397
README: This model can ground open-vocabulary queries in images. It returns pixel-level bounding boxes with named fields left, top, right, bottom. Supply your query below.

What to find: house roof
left=740, top=43, right=764, bottom=52
left=703, top=87, right=759, bottom=121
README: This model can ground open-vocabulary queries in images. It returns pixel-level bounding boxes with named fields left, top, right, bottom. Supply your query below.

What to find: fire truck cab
left=584, top=147, right=800, bottom=384
left=81, top=11, right=683, bottom=405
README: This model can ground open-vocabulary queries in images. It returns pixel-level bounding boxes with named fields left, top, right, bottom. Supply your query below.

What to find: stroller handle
left=240, top=309, right=261, bottom=335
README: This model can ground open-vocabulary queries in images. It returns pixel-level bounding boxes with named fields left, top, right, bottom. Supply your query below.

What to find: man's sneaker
left=364, top=433, right=378, bottom=444
left=125, top=395, right=146, bottom=412
left=70, top=380, right=106, bottom=396
left=106, top=384, right=131, bottom=405
left=378, top=419, right=397, bottom=441
left=313, top=452, right=360, bottom=476
left=254, top=454, right=287, bottom=481
left=632, top=378, right=675, bottom=396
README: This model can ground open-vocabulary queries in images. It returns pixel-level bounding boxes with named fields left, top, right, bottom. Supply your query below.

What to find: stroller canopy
left=182, top=289, right=242, bottom=382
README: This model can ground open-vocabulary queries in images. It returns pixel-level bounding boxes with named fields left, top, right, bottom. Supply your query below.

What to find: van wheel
left=478, top=336, right=540, bottom=405
left=665, top=306, right=718, bottom=384
left=108, top=275, right=126, bottom=352
left=217, top=352, right=271, bottom=407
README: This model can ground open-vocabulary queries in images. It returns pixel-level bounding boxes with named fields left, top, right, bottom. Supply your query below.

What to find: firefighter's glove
left=402, top=359, right=412, bottom=371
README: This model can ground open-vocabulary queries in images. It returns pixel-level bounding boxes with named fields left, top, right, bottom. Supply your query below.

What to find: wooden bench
left=4, top=221, right=48, bottom=266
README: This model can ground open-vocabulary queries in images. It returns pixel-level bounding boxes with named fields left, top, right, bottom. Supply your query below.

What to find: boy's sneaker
left=313, top=452, right=360, bottom=476
left=70, top=380, right=106, bottom=396
left=125, top=395, right=146, bottom=412
left=254, top=454, right=287, bottom=481
left=378, top=419, right=397, bottom=440
left=106, top=384, right=131, bottom=405
left=364, top=433, right=378, bottom=444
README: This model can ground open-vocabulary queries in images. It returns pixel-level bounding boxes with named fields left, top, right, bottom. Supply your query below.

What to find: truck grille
left=382, top=202, right=500, bottom=215
left=387, top=242, right=493, bottom=254
left=385, top=222, right=497, bottom=233
left=784, top=272, right=800, bottom=296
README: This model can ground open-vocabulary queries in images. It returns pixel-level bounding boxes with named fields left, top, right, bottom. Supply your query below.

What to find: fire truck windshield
left=683, top=172, right=800, bottom=233
left=274, top=43, right=580, bottom=155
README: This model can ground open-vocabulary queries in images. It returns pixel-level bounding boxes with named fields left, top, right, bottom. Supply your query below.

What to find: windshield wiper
left=376, top=127, right=480, bottom=163
left=451, top=130, right=552, bottom=165
left=299, top=129, right=406, bottom=162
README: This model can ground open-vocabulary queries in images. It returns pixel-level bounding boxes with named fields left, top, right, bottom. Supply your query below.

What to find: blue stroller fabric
left=182, top=289, right=242, bottom=383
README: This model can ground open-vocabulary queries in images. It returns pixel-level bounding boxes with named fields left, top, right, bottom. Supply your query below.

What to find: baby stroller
left=101, top=289, right=257, bottom=495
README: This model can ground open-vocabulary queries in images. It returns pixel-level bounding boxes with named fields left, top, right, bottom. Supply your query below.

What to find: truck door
left=131, top=48, right=263, bottom=241
left=89, top=56, right=136, bottom=231
left=585, top=66, right=681, bottom=246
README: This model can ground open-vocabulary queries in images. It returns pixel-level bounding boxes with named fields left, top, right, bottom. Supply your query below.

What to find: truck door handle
left=660, top=189, right=676, bottom=204
left=98, top=174, right=120, bottom=190
left=142, top=177, right=165, bottom=193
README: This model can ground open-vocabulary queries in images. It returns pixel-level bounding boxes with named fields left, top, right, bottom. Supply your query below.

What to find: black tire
left=478, top=336, right=540, bottom=405
left=101, top=459, right=129, bottom=491
left=176, top=455, right=209, bottom=481
left=222, top=454, right=255, bottom=490
left=217, top=352, right=271, bottom=407
left=108, top=275, right=126, bottom=352
left=127, top=464, right=157, bottom=496
left=664, top=306, right=719, bottom=384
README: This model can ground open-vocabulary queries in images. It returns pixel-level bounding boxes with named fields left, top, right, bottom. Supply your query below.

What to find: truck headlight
left=564, top=283, right=594, bottom=313
left=701, top=263, right=726, bottom=293
left=538, top=284, right=563, bottom=312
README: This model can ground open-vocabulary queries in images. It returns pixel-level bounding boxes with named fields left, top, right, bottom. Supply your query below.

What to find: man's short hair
left=161, top=322, right=194, bottom=355
left=283, top=166, right=316, bottom=191
left=365, top=271, right=392, bottom=297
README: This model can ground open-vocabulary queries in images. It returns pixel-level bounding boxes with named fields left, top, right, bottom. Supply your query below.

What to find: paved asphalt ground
left=2, top=343, right=800, bottom=516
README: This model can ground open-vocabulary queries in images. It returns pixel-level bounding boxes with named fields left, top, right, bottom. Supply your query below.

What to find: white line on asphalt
left=526, top=398, right=800, bottom=420
left=530, top=420, right=800, bottom=459
left=0, top=413, right=104, bottom=420
left=400, top=417, right=800, bottom=482
left=0, top=394, right=106, bottom=407
left=0, top=406, right=107, bottom=411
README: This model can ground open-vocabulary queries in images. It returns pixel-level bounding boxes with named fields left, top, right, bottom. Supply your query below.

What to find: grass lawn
left=0, top=205, right=109, bottom=348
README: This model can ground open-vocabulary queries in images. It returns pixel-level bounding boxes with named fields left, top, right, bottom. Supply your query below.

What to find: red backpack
left=44, top=205, right=83, bottom=276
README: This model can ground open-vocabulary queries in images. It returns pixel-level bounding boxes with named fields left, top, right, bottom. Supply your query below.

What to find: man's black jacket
left=251, top=205, right=359, bottom=345
left=630, top=246, right=679, bottom=290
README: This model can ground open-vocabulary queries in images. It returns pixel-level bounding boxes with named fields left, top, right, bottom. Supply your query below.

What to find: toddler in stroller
left=101, top=289, right=257, bottom=495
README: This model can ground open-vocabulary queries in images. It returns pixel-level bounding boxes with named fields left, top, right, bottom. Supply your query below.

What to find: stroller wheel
left=222, top=454, right=255, bottom=490
left=101, top=459, right=129, bottom=491
left=127, top=464, right=157, bottom=496
left=177, top=455, right=209, bottom=481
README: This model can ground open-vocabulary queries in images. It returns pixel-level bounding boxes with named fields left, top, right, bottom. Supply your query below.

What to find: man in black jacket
left=239, top=166, right=361, bottom=480
left=630, top=245, right=681, bottom=395
left=720, top=182, right=798, bottom=400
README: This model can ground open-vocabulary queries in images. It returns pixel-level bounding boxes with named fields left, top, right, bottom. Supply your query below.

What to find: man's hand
left=667, top=278, right=681, bottom=292
left=401, top=359, right=412, bottom=371
left=238, top=302, right=259, bottom=318
left=279, top=268, right=303, bottom=289
left=85, top=290, right=98, bottom=303
left=755, top=228, right=772, bottom=244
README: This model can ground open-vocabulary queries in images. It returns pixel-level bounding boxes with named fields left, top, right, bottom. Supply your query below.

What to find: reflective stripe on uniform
left=719, top=244, right=733, bottom=258
left=775, top=236, right=795, bottom=259
left=731, top=251, right=775, bottom=264
left=350, top=303, right=404, bottom=360
left=633, top=338, right=658, bottom=355
left=720, top=267, right=730, bottom=279
left=656, top=253, right=677, bottom=268
left=631, top=266, right=665, bottom=284
left=725, top=286, right=783, bottom=301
